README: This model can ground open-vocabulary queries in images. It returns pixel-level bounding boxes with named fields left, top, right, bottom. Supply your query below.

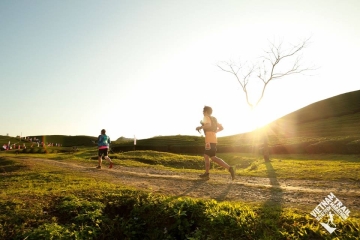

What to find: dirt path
left=24, top=158, right=360, bottom=212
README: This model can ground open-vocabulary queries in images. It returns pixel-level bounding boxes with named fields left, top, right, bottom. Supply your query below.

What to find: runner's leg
left=211, top=156, right=230, bottom=170
left=104, top=149, right=113, bottom=168
left=98, top=149, right=102, bottom=167
left=204, top=154, right=211, bottom=173
left=98, top=156, right=102, bottom=167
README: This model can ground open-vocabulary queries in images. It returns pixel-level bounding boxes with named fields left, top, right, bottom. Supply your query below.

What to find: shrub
left=346, top=139, right=360, bottom=154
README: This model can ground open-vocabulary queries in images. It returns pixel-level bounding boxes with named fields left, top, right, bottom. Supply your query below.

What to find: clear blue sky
left=1, top=0, right=360, bottom=140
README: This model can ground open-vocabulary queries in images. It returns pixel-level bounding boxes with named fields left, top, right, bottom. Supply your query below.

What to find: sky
left=1, top=0, right=360, bottom=140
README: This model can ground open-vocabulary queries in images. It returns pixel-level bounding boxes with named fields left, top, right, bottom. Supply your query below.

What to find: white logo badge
left=310, top=192, right=350, bottom=234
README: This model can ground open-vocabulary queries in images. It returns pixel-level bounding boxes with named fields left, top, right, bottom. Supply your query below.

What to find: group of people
left=2, top=142, right=26, bottom=150
left=25, top=137, right=61, bottom=148
left=2, top=143, right=10, bottom=150
left=23, top=137, right=40, bottom=142
left=1, top=142, right=62, bottom=150
left=98, top=106, right=235, bottom=180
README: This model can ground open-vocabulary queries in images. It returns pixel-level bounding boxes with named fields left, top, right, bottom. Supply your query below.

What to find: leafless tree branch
left=217, top=61, right=256, bottom=108
left=218, top=37, right=317, bottom=109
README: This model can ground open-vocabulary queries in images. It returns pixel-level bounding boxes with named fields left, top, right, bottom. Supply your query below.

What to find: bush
left=3, top=191, right=359, bottom=239
left=346, top=139, right=360, bottom=154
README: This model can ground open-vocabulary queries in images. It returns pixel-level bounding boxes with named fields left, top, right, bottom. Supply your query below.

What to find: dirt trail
left=25, top=158, right=360, bottom=211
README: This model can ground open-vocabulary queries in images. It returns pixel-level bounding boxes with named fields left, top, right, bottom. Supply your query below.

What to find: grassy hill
left=113, top=90, right=360, bottom=154
left=0, top=135, right=97, bottom=149
left=267, top=89, right=360, bottom=137
left=262, top=90, right=360, bottom=154
left=2, top=90, right=359, bottom=154
left=111, top=135, right=204, bottom=153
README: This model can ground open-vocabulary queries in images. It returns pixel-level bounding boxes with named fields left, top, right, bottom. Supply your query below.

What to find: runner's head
left=101, top=129, right=106, bottom=135
left=203, top=106, right=213, bottom=115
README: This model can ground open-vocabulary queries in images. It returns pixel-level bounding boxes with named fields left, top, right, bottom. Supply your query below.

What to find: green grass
left=3, top=148, right=360, bottom=181
left=1, top=90, right=360, bottom=238
left=1, top=152, right=359, bottom=239
left=217, top=153, right=360, bottom=181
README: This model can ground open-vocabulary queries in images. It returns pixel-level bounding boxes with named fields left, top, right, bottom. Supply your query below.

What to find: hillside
left=275, top=89, right=360, bottom=124
left=2, top=90, right=360, bottom=154
left=114, top=90, right=360, bottom=154
left=262, top=90, right=360, bottom=153
left=267, top=89, right=360, bottom=137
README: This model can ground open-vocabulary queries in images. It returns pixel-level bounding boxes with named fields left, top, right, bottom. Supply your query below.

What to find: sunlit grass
left=1, top=152, right=360, bottom=239
left=217, top=153, right=360, bottom=181
left=0, top=159, right=125, bottom=197
left=4, top=149, right=360, bottom=181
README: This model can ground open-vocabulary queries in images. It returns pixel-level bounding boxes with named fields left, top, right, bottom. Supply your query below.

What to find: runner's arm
left=196, top=117, right=211, bottom=131
left=216, top=123, right=224, bottom=133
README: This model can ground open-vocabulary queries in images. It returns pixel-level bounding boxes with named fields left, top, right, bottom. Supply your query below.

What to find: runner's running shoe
left=199, top=172, right=210, bottom=180
left=229, top=167, right=235, bottom=180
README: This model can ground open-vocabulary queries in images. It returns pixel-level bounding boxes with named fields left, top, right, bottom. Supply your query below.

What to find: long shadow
left=214, top=183, right=233, bottom=201
left=176, top=179, right=208, bottom=198
left=263, top=161, right=283, bottom=205
left=258, top=161, right=284, bottom=237
left=176, top=177, right=234, bottom=201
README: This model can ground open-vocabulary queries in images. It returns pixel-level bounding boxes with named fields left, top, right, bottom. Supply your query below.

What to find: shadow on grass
left=177, top=179, right=208, bottom=198
left=263, top=161, right=283, bottom=205
left=258, top=161, right=284, bottom=238
left=214, top=183, right=233, bottom=201
left=174, top=169, right=235, bottom=201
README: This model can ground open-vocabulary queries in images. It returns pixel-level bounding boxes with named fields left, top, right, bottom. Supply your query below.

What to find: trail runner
left=196, top=106, right=235, bottom=180
left=96, top=129, right=113, bottom=169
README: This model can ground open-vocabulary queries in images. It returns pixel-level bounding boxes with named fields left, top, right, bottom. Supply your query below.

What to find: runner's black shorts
left=204, top=143, right=217, bottom=157
left=98, top=148, right=109, bottom=157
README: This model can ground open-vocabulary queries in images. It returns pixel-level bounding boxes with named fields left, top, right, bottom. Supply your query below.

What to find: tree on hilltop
left=218, top=37, right=317, bottom=161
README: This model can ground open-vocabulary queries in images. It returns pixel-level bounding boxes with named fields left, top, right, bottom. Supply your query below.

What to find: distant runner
left=196, top=106, right=235, bottom=180
left=96, top=129, right=113, bottom=169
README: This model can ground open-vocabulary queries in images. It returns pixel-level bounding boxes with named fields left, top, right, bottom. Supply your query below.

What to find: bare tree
left=218, top=37, right=316, bottom=161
